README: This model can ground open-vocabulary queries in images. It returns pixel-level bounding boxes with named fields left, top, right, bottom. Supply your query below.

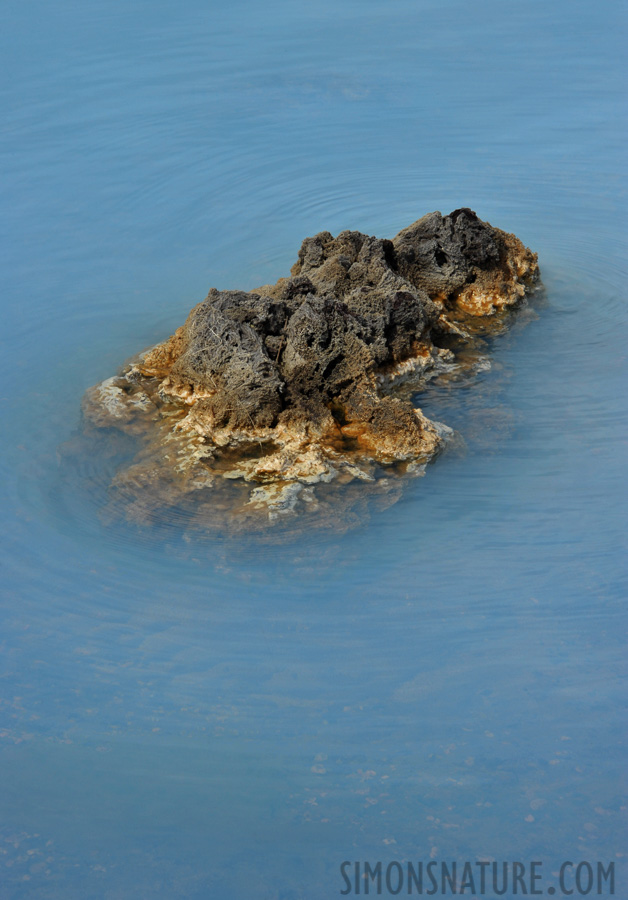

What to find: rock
left=78, top=209, right=539, bottom=533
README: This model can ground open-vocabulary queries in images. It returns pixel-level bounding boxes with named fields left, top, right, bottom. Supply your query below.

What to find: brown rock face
left=79, top=209, right=539, bottom=533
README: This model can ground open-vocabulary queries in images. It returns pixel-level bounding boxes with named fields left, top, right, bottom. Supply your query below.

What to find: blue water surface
left=0, top=0, right=626, bottom=897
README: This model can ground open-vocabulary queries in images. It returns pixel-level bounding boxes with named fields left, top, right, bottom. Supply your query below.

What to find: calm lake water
left=1, top=0, right=626, bottom=897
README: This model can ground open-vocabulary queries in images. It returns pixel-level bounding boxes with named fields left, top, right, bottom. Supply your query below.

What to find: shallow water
left=1, top=0, right=626, bottom=897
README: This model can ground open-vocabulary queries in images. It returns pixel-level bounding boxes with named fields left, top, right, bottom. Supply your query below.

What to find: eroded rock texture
left=79, top=209, right=539, bottom=534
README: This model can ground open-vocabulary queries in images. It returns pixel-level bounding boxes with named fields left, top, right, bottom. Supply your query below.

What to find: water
left=1, top=0, right=626, bottom=897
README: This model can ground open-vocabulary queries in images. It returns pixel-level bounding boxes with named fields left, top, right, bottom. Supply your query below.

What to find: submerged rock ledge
left=81, top=209, right=539, bottom=532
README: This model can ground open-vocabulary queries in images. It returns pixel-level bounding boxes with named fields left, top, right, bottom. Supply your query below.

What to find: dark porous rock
left=79, top=209, right=539, bottom=534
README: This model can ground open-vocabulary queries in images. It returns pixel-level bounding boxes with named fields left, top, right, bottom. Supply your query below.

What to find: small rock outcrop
left=79, top=209, right=539, bottom=533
